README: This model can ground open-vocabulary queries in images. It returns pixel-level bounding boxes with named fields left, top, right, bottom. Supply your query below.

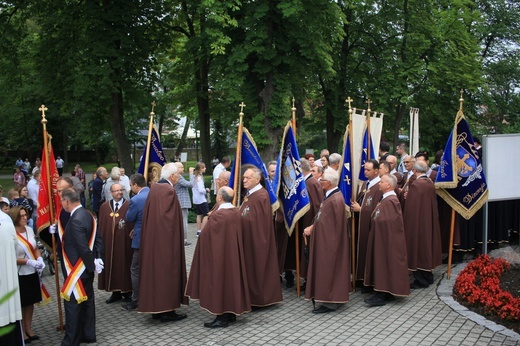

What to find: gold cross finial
left=150, top=101, right=156, bottom=117
left=346, top=97, right=353, bottom=109
left=459, top=89, right=464, bottom=112
left=39, top=104, right=48, bottom=125
left=365, top=98, right=372, bottom=112
left=239, top=102, right=246, bottom=113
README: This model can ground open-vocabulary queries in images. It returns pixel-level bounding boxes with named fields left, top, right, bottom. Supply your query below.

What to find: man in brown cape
left=364, top=174, right=410, bottom=306
left=304, top=170, right=350, bottom=314
left=240, top=167, right=282, bottom=308
left=138, top=163, right=188, bottom=322
left=398, top=155, right=416, bottom=209
left=97, top=183, right=134, bottom=304
left=351, top=159, right=383, bottom=289
left=403, top=161, right=442, bottom=289
left=186, top=186, right=251, bottom=328
left=296, top=158, right=323, bottom=286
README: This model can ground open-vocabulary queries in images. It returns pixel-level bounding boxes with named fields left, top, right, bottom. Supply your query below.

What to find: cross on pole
left=459, top=89, right=464, bottom=111
left=150, top=101, right=156, bottom=115
left=239, top=102, right=246, bottom=114
left=365, top=98, right=372, bottom=112
left=346, top=97, right=353, bottom=109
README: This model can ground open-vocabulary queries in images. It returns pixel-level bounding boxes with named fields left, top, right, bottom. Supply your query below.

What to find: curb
left=437, top=262, right=520, bottom=341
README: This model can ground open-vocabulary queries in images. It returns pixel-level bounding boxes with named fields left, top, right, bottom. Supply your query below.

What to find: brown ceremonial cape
left=364, top=194, right=410, bottom=296
left=356, top=180, right=383, bottom=281
left=297, top=175, right=324, bottom=278
left=138, top=181, right=188, bottom=313
left=399, top=173, right=416, bottom=210
left=240, top=187, right=282, bottom=307
left=305, top=189, right=350, bottom=303
left=403, top=176, right=442, bottom=271
left=274, top=208, right=287, bottom=275
left=185, top=207, right=251, bottom=315
left=97, top=199, right=133, bottom=292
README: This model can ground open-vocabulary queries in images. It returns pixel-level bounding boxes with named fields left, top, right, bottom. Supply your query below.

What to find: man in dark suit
left=121, top=174, right=149, bottom=311
left=92, top=167, right=108, bottom=218
left=59, top=188, right=98, bottom=346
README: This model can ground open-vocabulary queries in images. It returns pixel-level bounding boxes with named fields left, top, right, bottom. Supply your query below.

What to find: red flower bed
left=453, top=254, right=520, bottom=322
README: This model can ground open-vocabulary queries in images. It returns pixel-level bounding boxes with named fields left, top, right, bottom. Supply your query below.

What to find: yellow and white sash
left=16, top=232, right=52, bottom=305
left=58, top=211, right=97, bottom=304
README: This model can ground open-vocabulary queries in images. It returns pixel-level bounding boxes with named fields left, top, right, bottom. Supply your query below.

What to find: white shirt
left=56, top=158, right=64, bottom=168
left=27, top=178, right=39, bottom=209
left=382, top=190, right=397, bottom=199
left=192, top=175, right=207, bottom=205
left=15, top=226, right=37, bottom=276
left=218, top=202, right=235, bottom=210
left=119, top=175, right=131, bottom=193
left=247, top=183, right=262, bottom=196
left=212, top=163, right=226, bottom=194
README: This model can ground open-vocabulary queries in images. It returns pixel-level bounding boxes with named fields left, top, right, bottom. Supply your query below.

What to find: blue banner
left=339, top=125, right=353, bottom=207
left=228, top=127, right=279, bottom=209
left=137, top=126, right=167, bottom=175
left=276, top=122, right=310, bottom=235
left=357, top=125, right=376, bottom=182
left=435, top=111, right=488, bottom=219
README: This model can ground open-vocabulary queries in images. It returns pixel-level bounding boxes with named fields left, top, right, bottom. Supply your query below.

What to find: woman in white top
left=10, top=206, right=45, bottom=343
left=191, top=162, right=210, bottom=236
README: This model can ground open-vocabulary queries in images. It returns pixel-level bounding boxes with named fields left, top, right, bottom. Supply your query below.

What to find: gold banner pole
left=232, top=103, right=245, bottom=206
left=143, top=101, right=156, bottom=183
left=365, top=98, right=372, bottom=160
left=291, top=98, right=302, bottom=297
left=346, top=97, right=356, bottom=291
left=39, top=105, right=64, bottom=331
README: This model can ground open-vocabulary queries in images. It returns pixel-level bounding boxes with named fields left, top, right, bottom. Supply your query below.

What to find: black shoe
left=204, top=318, right=229, bottom=328
left=364, top=292, right=386, bottom=307
left=160, top=311, right=187, bottom=323
left=121, top=301, right=138, bottom=311
left=80, top=338, right=97, bottom=344
left=360, top=286, right=374, bottom=294
left=122, top=292, right=132, bottom=302
left=24, top=338, right=32, bottom=344
left=410, top=281, right=428, bottom=290
left=106, top=292, right=123, bottom=304
left=185, top=241, right=192, bottom=246
left=384, top=292, right=395, bottom=301
left=28, top=334, right=40, bottom=341
left=312, top=305, right=334, bottom=314
left=227, top=314, right=237, bottom=322
left=152, top=313, right=162, bottom=320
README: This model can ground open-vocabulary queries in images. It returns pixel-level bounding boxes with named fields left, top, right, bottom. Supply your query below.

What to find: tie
left=114, top=202, right=119, bottom=213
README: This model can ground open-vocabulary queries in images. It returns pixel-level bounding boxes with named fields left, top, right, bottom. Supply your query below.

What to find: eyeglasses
left=20, top=214, right=28, bottom=218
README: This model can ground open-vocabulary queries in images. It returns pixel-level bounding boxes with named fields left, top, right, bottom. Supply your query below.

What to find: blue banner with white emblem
left=435, top=111, right=488, bottom=219
left=137, top=126, right=166, bottom=175
left=357, top=125, right=376, bottom=182
left=339, top=125, right=353, bottom=207
left=228, top=127, right=279, bottom=209
left=276, top=122, right=310, bottom=236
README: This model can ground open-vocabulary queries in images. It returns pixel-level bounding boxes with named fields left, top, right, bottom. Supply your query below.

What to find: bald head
left=218, top=186, right=234, bottom=203
left=386, top=155, right=398, bottom=170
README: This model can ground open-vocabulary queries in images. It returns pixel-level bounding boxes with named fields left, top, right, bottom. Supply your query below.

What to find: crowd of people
left=1, top=145, right=517, bottom=345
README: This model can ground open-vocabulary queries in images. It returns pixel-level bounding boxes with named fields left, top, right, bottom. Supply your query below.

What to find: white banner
left=409, top=107, right=420, bottom=156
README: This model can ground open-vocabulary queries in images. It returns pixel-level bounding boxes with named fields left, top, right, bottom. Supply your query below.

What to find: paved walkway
left=32, top=224, right=520, bottom=345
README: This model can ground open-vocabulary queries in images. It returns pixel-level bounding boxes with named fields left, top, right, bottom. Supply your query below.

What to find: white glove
left=37, top=257, right=46, bottom=271
left=27, top=259, right=44, bottom=270
left=49, top=224, right=57, bottom=234
left=94, top=258, right=104, bottom=274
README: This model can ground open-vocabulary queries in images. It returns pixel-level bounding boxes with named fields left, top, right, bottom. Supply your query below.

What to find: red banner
left=37, top=142, right=61, bottom=237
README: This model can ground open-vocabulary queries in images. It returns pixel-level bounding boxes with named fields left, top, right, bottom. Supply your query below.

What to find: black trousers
left=413, top=270, right=434, bottom=287
left=62, top=274, right=96, bottom=346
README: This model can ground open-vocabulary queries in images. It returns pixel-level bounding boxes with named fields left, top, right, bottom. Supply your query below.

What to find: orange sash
left=58, top=211, right=97, bottom=304
left=16, top=232, right=51, bottom=305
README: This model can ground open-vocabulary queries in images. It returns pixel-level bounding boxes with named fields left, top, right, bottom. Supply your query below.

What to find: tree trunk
left=194, top=55, right=211, bottom=166
left=176, top=117, right=191, bottom=157
left=392, top=103, right=407, bottom=151
left=109, top=90, right=133, bottom=173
